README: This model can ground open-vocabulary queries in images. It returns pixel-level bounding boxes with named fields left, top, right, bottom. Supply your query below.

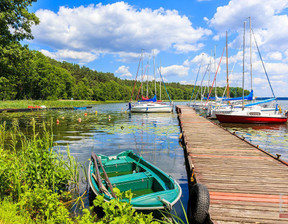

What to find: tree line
left=0, top=0, right=248, bottom=101
left=0, top=45, right=248, bottom=101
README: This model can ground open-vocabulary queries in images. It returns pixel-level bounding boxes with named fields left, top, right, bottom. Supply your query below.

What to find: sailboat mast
left=153, top=53, right=156, bottom=98
left=226, top=31, right=229, bottom=98
left=146, top=59, right=149, bottom=97
left=208, top=50, right=212, bottom=91
left=141, top=50, right=144, bottom=97
left=249, top=17, right=252, bottom=91
left=214, top=46, right=217, bottom=98
left=160, top=60, right=162, bottom=101
left=242, top=21, right=246, bottom=109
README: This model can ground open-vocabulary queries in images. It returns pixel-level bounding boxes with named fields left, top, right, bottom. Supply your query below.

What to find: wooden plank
left=176, top=105, right=288, bottom=223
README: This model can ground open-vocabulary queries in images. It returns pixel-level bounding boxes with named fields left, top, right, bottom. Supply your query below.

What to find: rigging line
left=189, top=55, right=204, bottom=102
left=205, top=46, right=226, bottom=106
left=136, top=61, right=150, bottom=100
left=158, top=67, right=172, bottom=104
left=130, top=55, right=142, bottom=102
left=251, top=28, right=276, bottom=99
left=194, top=63, right=210, bottom=103
left=221, top=41, right=243, bottom=99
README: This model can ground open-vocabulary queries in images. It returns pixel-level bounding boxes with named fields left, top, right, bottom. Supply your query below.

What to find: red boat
left=216, top=113, right=288, bottom=124
left=28, top=106, right=41, bottom=109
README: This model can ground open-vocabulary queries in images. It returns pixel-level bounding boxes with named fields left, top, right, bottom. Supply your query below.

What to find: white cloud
left=180, top=80, right=193, bottom=85
left=191, top=53, right=212, bottom=65
left=115, top=65, right=133, bottom=78
left=174, top=43, right=204, bottom=53
left=208, top=0, right=288, bottom=51
left=40, top=49, right=98, bottom=63
left=206, top=0, right=288, bottom=96
left=32, top=2, right=212, bottom=63
left=212, top=35, right=220, bottom=41
left=161, top=65, right=189, bottom=77
left=267, top=51, right=282, bottom=60
left=253, top=61, right=288, bottom=76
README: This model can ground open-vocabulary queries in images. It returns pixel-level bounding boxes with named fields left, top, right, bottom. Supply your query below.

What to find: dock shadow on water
left=0, top=102, right=189, bottom=222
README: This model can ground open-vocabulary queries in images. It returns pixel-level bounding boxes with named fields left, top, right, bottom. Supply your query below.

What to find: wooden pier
left=176, top=105, right=288, bottom=224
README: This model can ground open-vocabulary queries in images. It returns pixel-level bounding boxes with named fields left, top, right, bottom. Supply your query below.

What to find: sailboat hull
left=216, top=114, right=288, bottom=124
left=130, top=103, right=173, bottom=113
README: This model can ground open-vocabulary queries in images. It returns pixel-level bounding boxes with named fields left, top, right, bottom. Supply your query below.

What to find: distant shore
left=0, top=100, right=127, bottom=109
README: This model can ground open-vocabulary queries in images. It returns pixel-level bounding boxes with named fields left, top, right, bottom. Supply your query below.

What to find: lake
left=0, top=102, right=189, bottom=221
left=1, top=100, right=288, bottom=222
left=215, top=100, right=288, bottom=162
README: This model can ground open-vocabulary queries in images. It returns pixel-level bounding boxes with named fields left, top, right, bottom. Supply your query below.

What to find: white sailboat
left=215, top=19, right=287, bottom=124
left=129, top=53, right=173, bottom=113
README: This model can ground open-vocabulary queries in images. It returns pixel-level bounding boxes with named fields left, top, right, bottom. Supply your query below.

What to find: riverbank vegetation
left=0, top=45, right=248, bottom=102
left=0, top=100, right=98, bottom=109
left=0, top=119, right=174, bottom=223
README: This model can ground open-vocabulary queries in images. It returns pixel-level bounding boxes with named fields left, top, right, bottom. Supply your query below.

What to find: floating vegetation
left=226, top=125, right=288, bottom=161
left=94, top=122, right=179, bottom=137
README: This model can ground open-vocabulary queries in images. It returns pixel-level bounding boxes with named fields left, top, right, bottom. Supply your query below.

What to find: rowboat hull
left=88, top=150, right=182, bottom=210
left=216, top=114, right=288, bottom=124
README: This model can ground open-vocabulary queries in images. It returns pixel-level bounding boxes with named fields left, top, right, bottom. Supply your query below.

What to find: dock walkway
left=176, top=105, right=288, bottom=224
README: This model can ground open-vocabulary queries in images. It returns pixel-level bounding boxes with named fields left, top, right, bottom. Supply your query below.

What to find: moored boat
left=88, top=150, right=182, bottom=210
left=216, top=107, right=288, bottom=124
left=129, top=101, right=173, bottom=113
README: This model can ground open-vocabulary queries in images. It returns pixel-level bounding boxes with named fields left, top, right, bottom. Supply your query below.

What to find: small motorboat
left=74, top=107, right=87, bottom=110
left=88, top=150, right=182, bottom=210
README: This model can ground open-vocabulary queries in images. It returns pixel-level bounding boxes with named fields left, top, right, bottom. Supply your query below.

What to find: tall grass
left=0, top=100, right=101, bottom=109
left=0, top=118, right=80, bottom=199
left=0, top=119, right=187, bottom=223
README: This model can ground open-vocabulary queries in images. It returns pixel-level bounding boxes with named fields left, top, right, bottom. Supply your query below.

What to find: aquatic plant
left=0, top=118, right=187, bottom=224
left=0, top=119, right=79, bottom=201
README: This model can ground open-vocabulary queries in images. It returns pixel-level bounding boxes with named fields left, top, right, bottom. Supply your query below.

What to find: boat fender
left=158, top=197, right=172, bottom=210
left=188, top=183, right=210, bottom=224
left=279, top=105, right=282, bottom=113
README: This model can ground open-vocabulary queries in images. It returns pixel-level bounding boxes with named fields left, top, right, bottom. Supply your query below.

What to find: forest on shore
left=1, top=44, right=249, bottom=101
left=0, top=1, right=248, bottom=102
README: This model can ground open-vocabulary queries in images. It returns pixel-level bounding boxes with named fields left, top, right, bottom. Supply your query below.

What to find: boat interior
left=96, top=157, right=174, bottom=198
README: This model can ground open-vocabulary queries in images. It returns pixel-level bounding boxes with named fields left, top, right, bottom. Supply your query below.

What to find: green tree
left=0, top=0, right=39, bottom=45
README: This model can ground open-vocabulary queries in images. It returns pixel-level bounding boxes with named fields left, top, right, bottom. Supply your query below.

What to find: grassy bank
left=0, top=120, right=182, bottom=223
left=0, top=100, right=129, bottom=109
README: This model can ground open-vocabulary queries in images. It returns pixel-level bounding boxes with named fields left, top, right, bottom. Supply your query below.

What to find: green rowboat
left=88, top=150, right=182, bottom=210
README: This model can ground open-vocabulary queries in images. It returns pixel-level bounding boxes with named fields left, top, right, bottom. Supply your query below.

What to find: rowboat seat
left=109, top=172, right=165, bottom=196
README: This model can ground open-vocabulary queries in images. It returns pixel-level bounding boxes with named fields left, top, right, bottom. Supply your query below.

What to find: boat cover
left=139, top=95, right=157, bottom=102
left=221, top=90, right=254, bottom=101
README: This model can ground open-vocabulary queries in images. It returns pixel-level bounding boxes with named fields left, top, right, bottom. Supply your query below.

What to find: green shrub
left=0, top=119, right=79, bottom=200
left=17, top=185, right=72, bottom=224
left=0, top=199, right=34, bottom=224
left=92, top=189, right=160, bottom=224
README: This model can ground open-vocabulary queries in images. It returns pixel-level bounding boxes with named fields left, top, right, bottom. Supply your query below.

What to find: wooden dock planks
left=176, top=105, right=288, bottom=224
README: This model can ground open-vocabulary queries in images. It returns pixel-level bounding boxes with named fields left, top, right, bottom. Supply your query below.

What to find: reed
left=0, top=100, right=100, bottom=109
left=0, top=118, right=79, bottom=199
left=0, top=119, right=187, bottom=223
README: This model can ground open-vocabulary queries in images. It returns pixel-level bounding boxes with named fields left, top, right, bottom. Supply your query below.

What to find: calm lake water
left=216, top=100, right=288, bottom=162
left=1, top=100, right=288, bottom=222
left=0, top=102, right=188, bottom=221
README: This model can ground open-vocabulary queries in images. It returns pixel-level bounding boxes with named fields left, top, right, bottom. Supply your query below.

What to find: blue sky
left=26, top=0, right=288, bottom=96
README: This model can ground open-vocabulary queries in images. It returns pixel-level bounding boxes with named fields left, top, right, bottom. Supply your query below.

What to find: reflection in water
left=220, top=123, right=288, bottom=131
left=0, top=103, right=188, bottom=221
left=219, top=120, right=288, bottom=162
